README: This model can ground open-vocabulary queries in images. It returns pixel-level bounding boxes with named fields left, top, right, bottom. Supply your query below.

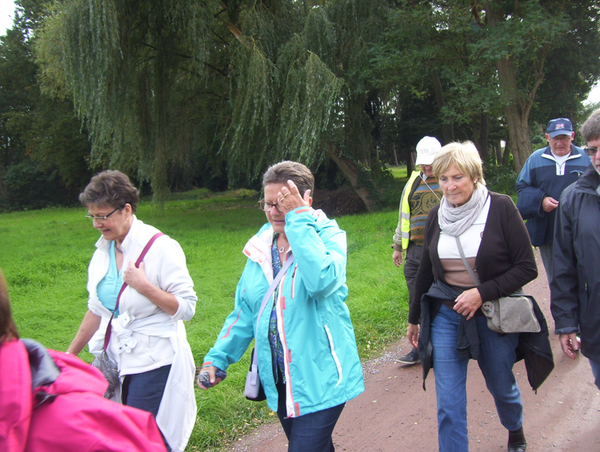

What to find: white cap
left=415, top=136, right=442, bottom=165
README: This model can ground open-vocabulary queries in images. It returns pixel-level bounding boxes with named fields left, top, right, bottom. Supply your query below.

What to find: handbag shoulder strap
left=255, top=253, right=295, bottom=332
left=455, top=236, right=526, bottom=300
left=454, top=236, right=481, bottom=286
left=250, top=254, right=295, bottom=368
left=103, top=232, right=165, bottom=351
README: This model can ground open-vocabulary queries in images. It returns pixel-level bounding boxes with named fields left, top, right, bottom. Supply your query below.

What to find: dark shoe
left=396, top=347, right=420, bottom=365
left=508, top=427, right=527, bottom=452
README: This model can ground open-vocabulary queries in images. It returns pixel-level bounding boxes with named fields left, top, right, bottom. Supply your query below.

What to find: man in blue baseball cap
left=516, top=118, right=591, bottom=282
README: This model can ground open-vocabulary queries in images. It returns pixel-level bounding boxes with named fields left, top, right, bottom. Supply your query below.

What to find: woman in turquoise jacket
left=199, top=161, right=364, bottom=452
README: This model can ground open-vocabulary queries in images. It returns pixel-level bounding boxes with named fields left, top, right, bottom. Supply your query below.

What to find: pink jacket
left=0, top=339, right=167, bottom=452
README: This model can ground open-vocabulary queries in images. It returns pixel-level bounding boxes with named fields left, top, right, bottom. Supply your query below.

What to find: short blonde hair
left=432, top=141, right=486, bottom=185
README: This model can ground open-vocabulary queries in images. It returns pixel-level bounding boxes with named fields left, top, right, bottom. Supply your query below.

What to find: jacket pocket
left=324, top=324, right=342, bottom=387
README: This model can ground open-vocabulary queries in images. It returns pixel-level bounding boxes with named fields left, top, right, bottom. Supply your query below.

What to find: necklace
left=276, top=234, right=287, bottom=254
left=115, top=243, right=123, bottom=253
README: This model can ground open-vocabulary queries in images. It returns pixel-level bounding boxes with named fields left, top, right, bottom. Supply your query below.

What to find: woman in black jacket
left=406, top=142, right=553, bottom=452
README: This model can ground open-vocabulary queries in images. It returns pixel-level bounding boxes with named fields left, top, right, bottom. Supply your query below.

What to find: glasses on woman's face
left=258, top=200, right=282, bottom=212
left=584, top=146, right=599, bottom=156
left=85, top=207, right=120, bottom=221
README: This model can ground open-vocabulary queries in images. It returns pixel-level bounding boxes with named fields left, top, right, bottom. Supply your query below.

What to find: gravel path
left=227, top=250, right=600, bottom=451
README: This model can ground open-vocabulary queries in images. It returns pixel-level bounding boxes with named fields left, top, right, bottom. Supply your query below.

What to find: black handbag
left=244, top=254, right=295, bottom=401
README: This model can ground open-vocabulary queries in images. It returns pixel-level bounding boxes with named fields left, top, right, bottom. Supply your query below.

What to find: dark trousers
left=122, top=364, right=172, bottom=450
left=276, top=380, right=345, bottom=452
left=403, top=242, right=424, bottom=299
left=404, top=243, right=424, bottom=353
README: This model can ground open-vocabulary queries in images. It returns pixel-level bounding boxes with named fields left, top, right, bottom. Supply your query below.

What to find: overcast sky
left=1, top=0, right=16, bottom=37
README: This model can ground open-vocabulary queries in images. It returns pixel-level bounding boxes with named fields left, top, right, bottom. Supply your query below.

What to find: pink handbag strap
left=102, top=232, right=164, bottom=351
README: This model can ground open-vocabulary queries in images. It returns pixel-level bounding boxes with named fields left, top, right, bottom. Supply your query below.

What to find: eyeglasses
left=85, top=207, right=120, bottom=221
left=258, top=200, right=282, bottom=212
left=549, top=135, right=572, bottom=143
left=584, top=146, right=598, bottom=156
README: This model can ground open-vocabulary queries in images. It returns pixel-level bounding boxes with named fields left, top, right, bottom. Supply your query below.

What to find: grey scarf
left=438, top=184, right=489, bottom=237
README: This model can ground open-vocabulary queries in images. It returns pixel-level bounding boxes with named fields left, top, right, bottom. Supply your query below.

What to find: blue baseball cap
left=546, top=118, right=574, bottom=138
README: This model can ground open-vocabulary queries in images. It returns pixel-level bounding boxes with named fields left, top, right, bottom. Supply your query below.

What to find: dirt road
left=228, top=251, right=600, bottom=451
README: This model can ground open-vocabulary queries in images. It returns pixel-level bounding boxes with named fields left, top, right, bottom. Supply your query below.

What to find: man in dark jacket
left=551, top=109, right=600, bottom=389
left=516, top=118, right=590, bottom=281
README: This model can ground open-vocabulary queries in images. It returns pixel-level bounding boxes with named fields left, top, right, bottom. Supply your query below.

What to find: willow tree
left=35, top=0, right=390, bottom=208
left=36, top=0, right=215, bottom=200
left=220, top=0, right=390, bottom=209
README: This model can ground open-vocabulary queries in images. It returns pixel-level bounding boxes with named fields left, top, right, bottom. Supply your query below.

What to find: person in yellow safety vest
left=392, top=136, right=443, bottom=365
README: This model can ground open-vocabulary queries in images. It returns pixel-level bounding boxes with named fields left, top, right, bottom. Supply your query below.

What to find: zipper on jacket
left=291, top=265, right=297, bottom=299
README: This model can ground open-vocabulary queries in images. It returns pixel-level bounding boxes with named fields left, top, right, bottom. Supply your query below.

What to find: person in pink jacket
left=0, top=268, right=167, bottom=452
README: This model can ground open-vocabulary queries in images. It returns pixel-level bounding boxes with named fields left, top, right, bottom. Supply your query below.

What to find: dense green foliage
left=0, top=2, right=92, bottom=211
left=2, top=0, right=600, bottom=210
left=0, top=190, right=406, bottom=450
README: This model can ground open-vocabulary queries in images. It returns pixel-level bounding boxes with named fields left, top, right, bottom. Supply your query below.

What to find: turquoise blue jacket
left=203, top=207, right=364, bottom=418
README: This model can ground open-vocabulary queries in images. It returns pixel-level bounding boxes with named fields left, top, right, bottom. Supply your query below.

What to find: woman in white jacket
left=67, top=170, right=197, bottom=452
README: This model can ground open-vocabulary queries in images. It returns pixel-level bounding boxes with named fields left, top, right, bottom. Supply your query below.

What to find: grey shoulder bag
left=454, top=236, right=540, bottom=334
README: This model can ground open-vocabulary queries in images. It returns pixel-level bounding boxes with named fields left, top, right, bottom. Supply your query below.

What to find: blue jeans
left=589, top=359, right=600, bottom=389
left=276, top=381, right=345, bottom=452
left=431, top=304, right=523, bottom=452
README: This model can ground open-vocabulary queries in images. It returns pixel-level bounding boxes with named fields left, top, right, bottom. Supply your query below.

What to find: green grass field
left=0, top=188, right=407, bottom=451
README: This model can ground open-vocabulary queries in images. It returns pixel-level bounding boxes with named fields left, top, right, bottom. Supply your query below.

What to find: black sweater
left=409, top=191, right=538, bottom=325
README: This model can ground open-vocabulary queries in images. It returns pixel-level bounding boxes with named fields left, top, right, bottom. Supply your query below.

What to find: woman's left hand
left=453, top=288, right=482, bottom=321
left=276, top=180, right=311, bottom=215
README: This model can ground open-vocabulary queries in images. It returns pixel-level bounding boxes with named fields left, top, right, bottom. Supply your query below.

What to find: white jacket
left=86, top=216, right=197, bottom=452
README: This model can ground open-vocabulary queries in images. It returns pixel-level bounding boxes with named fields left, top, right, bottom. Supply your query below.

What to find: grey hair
left=581, top=109, right=600, bottom=143
left=262, top=161, right=315, bottom=197
left=79, top=170, right=140, bottom=213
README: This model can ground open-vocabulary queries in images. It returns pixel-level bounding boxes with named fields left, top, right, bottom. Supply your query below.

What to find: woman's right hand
left=67, top=310, right=102, bottom=355
left=407, top=323, right=420, bottom=349
left=196, top=366, right=225, bottom=389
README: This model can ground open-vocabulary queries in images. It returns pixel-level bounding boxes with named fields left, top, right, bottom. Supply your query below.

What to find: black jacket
left=552, top=166, right=600, bottom=362
left=414, top=192, right=554, bottom=390
left=410, top=192, right=538, bottom=324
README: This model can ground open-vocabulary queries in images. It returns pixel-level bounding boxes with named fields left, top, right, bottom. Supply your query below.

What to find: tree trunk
left=502, top=143, right=511, bottom=167
left=327, top=145, right=375, bottom=212
left=483, top=1, right=545, bottom=174
left=492, top=139, right=503, bottom=165
left=479, top=113, right=489, bottom=159
left=152, top=37, right=170, bottom=206
left=504, top=102, right=532, bottom=173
